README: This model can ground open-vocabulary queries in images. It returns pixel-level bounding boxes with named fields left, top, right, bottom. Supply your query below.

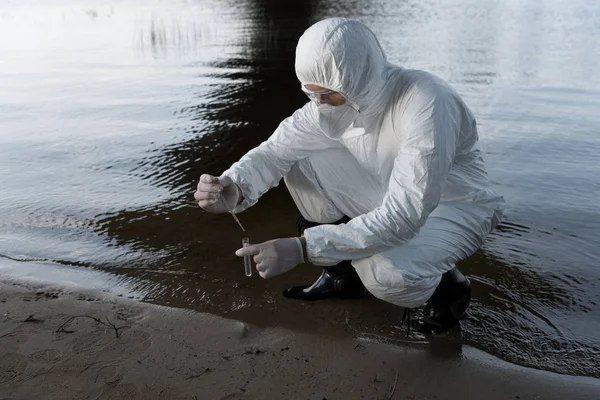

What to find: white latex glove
left=236, top=238, right=305, bottom=279
left=194, top=174, right=241, bottom=213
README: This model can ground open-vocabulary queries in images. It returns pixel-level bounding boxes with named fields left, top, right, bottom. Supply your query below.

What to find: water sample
left=242, top=237, right=252, bottom=277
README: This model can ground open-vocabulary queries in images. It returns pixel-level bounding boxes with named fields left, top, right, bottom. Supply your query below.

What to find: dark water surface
left=1, top=0, right=600, bottom=377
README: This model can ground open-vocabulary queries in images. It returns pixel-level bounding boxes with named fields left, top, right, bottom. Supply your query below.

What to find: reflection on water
left=1, top=0, right=600, bottom=377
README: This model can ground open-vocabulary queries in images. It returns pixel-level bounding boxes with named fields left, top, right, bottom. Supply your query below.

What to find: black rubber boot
left=417, top=267, right=472, bottom=334
left=282, top=216, right=368, bottom=301
left=282, top=261, right=368, bottom=300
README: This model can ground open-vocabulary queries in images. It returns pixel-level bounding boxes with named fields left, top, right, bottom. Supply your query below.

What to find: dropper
left=229, top=210, right=245, bottom=232
left=220, top=192, right=245, bottom=232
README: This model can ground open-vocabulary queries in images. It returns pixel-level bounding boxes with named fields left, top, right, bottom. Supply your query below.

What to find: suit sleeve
left=222, top=102, right=342, bottom=213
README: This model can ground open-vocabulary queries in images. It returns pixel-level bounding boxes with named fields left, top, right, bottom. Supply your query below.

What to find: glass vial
left=242, top=237, right=252, bottom=277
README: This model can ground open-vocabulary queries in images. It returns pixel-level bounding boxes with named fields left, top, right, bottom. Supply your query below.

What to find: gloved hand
left=236, top=238, right=305, bottom=279
left=194, top=174, right=241, bottom=213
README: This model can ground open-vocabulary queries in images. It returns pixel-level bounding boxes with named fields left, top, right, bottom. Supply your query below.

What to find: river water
left=1, top=0, right=599, bottom=377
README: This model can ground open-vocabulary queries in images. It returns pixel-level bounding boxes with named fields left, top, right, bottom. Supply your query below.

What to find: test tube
left=242, top=237, right=252, bottom=277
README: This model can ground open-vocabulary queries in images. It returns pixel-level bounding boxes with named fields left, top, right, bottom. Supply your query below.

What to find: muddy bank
left=1, top=282, right=599, bottom=399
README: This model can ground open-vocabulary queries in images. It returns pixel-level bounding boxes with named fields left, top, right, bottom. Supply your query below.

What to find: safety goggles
left=301, top=86, right=338, bottom=103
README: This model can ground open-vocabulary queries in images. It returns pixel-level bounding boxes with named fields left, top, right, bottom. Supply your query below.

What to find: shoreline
left=1, top=280, right=599, bottom=399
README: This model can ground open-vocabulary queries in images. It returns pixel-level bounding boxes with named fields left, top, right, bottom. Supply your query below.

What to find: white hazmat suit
left=223, top=18, right=505, bottom=308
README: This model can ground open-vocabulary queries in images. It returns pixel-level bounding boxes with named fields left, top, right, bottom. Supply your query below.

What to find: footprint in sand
left=58, top=352, right=100, bottom=374
left=60, top=332, right=108, bottom=373
left=9, top=371, right=86, bottom=398
left=65, top=328, right=151, bottom=371
left=28, top=348, right=62, bottom=364
left=0, top=352, right=28, bottom=385
left=95, top=364, right=123, bottom=387
left=102, top=383, right=141, bottom=399
left=71, top=330, right=113, bottom=353
left=111, top=329, right=152, bottom=356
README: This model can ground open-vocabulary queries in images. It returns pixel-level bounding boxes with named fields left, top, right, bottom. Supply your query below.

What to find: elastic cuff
left=220, top=172, right=252, bottom=213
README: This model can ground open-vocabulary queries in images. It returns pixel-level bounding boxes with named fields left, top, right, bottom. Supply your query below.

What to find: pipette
left=219, top=192, right=250, bottom=277
left=219, top=192, right=245, bottom=232
left=229, top=210, right=245, bottom=232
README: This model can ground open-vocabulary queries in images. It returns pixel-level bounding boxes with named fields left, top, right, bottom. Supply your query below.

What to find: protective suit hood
left=295, top=18, right=391, bottom=120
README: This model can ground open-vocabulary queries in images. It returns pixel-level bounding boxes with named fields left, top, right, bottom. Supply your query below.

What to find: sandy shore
left=1, top=282, right=599, bottom=400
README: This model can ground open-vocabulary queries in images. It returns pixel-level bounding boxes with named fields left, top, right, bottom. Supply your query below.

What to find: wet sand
left=1, top=282, right=599, bottom=399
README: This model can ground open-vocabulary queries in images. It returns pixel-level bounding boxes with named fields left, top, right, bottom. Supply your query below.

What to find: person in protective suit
left=194, top=18, right=505, bottom=334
